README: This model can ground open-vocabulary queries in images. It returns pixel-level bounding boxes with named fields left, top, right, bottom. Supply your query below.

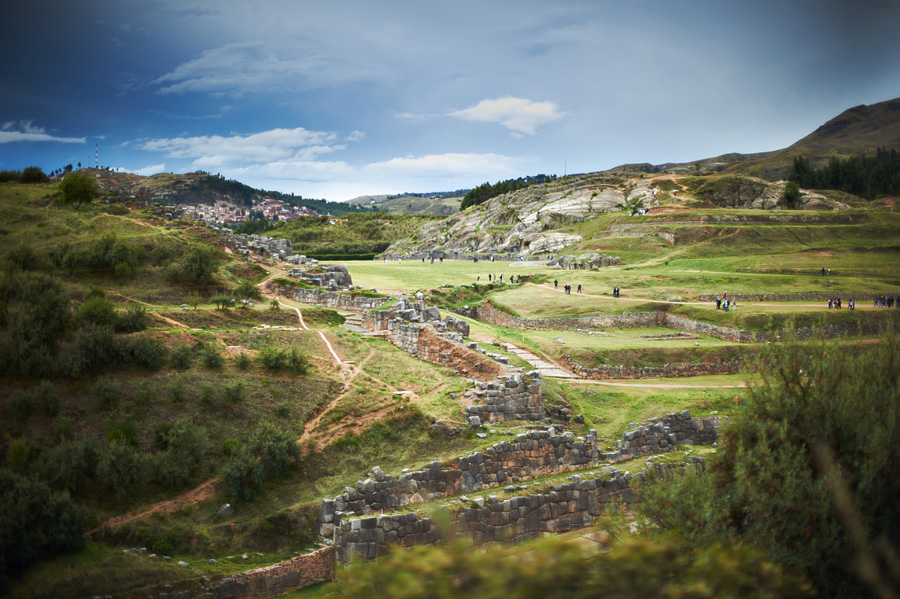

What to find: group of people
left=828, top=297, right=853, bottom=310
left=552, top=280, right=581, bottom=294
left=715, top=292, right=735, bottom=312
left=612, top=287, right=620, bottom=298
left=478, top=273, right=521, bottom=284
left=875, top=295, right=897, bottom=308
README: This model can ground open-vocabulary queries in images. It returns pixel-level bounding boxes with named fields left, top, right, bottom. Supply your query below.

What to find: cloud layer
left=450, top=98, right=566, bottom=135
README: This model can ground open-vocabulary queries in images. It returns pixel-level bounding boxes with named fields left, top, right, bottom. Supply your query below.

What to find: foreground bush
left=639, top=332, right=900, bottom=598
left=0, top=468, right=84, bottom=593
left=329, top=535, right=810, bottom=599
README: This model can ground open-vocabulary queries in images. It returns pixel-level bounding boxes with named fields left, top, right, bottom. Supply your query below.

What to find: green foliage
left=784, top=180, right=801, bottom=206
left=223, top=380, right=245, bottom=404
left=640, top=332, right=900, bottom=598
left=330, top=535, right=810, bottom=599
left=152, top=417, right=209, bottom=489
left=200, top=342, right=224, bottom=368
left=106, top=422, right=137, bottom=446
left=459, top=174, right=556, bottom=210
left=125, top=335, right=168, bottom=371
left=8, top=388, right=35, bottom=420
left=6, top=242, right=38, bottom=272
left=274, top=402, right=290, bottom=418
left=247, top=420, right=300, bottom=478
left=222, top=438, right=243, bottom=455
left=34, top=380, right=60, bottom=416
left=0, top=468, right=85, bottom=593
left=167, top=244, right=222, bottom=285
left=92, top=378, right=122, bottom=411
left=235, top=279, right=261, bottom=300
left=167, top=375, right=187, bottom=403
left=62, top=323, right=123, bottom=377
left=58, top=232, right=143, bottom=278
left=210, top=293, right=234, bottom=310
left=234, top=352, right=252, bottom=370
left=222, top=450, right=264, bottom=504
left=77, top=295, right=118, bottom=327
left=170, top=343, right=194, bottom=370
left=115, top=303, right=150, bottom=333
left=5, top=438, right=30, bottom=473
left=0, top=165, right=49, bottom=184
left=97, top=441, right=148, bottom=498
left=790, top=148, right=900, bottom=200
left=34, top=437, right=101, bottom=495
left=256, top=345, right=310, bottom=373
left=58, top=172, right=97, bottom=210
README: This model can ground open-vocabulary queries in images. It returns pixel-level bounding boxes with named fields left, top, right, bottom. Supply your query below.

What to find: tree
left=169, top=245, right=221, bottom=285
left=58, top=172, right=97, bottom=210
left=784, top=180, right=801, bottom=207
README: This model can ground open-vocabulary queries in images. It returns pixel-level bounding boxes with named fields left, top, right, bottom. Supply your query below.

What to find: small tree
left=784, top=180, right=801, bottom=207
left=186, top=291, right=202, bottom=310
left=58, top=172, right=97, bottom=210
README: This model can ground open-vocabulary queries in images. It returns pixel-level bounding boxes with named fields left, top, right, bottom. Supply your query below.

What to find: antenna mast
left=95, top=144, right=98, bottom=169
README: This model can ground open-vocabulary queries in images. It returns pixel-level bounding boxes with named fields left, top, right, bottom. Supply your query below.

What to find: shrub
left=234, top=352, right=252, bottom=370
left=222, top=380, right=244, bottom=404
left=35, top=437, right=100, bottom=495
left=106, top=422, right=137, bottom=447
left=222, top=438, right=243, bottom=455
left=33, top=380, right=59, bottom=416
left=247, top=420, right=300, bottom=478
left=222, top=450, right=264, bottom=504
left=199, top=382, right=217, bottom=406
left=287, top=346, right=310, bottom=374
left=170, top=344, right=194, bottom=371
left=92, top=379, right=122, bottom=411
left=97, top=441, right=148, bottom=498
left=639, top=332, right=900, bottom=598
left=52, top=414, right=74, bottom=442
left=126, top=335, right=167, bottom=371
left=167, top=245, right=221, bottom=285
left=0, top=468, right=85, bottom=594
left=153, top=421, right=174, bottom=449
left=77, top=295, right=117, bottom=327
left=167, top=375, right=187, bottom=403
left=153, top=417, right=209, bottom=489
left=130, top=380, right=153, bottom=405
left=62, top=324, right=123, bottom=377
left=256, top=346, right=286, bottom=371
left=116, top=303, right=150, bottom=333
left=200, top=343, right=224, bottom=369
left=5, top=438, right=30, bottom=473
left=7, top=388, right=35, bottom=420
left=275, top=402, right=290, bottom=418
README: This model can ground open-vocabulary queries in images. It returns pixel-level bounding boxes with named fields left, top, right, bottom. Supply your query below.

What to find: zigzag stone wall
left=333, top=458, right=706, bottom=563
left=267, top=283, right=388, bottom=312
left=566, top=357, right=745, bottom=379
left=318, top=411, right=719, bottom=539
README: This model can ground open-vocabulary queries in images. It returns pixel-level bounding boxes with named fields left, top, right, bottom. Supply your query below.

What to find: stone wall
left=566, top=357, right=745, bottom=379
left=267, top=284, right=388, bottom=312
left=463, top=372, right=543, bottom=423
left=476, top=302, right=662, bottom=331
left=333, top=458, right=706, bottom=563
left=318, top=411, right=719, bottom=538
left=696, top=292, right=884, bottom=302
left=213, top=547, right=335, bottom=599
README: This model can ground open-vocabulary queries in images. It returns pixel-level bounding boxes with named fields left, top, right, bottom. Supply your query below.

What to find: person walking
left=554, top=279, right=558, bottom=290
left=577, top=284, right=582, bottom=294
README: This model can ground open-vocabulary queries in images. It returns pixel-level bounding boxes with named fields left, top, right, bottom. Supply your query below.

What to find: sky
left=2, top=0, right=899, bottom=202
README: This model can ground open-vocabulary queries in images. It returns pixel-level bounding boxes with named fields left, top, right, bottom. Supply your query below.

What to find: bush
left=97, top=441, right=147, bottom=498
left=639, top=332, right=900, bottom=598
left=153, top=417, right=209, bottom=489
left=222, top=438, right=243, bottom=455
left=170, top=344, right=194, bottom=371
left=77, top=295, right=117, bottom=327
left=34, top=437, right=100, bottom=495
left=35, top=380, right=59, bottom=416
left=275, top=402, right=290, bottom=418
left=5, top=438, right=30, bottom=473
left=167, top=375, right=187, bottom=403
left=222, top=380, right=244, bottom=404
left=7, top=388, right=35, bottom=420
left=247, top=420, right=300, bottom=478
left=0, top=468, right=85, bottom=593
left=62, top=324, right=123, bottom=377
left=130, top=379, right=154, bottom=405
left=199, top=382, right=216, bottom=406
left=167, top=245, right=221, bottom=285
left=106, top=422, right=137, bottom=447
left=92, top=378, right=122, bottom=411
left=234, top=352, right=252, bottom=370
left=116, top=303, right=150, bottom=333
left=126, top=335, right=168, bottom=371
left=287, top=346, right=310, bottom=374
left=256, top=346, right=286, bottom=371
left=222, top=450, right=264, bottom=504
left=200, top=343, right=224, bottom=369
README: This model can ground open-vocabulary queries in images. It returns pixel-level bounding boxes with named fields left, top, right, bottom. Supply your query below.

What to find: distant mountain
left=613, top=97, right=900, bottom=181
left=346, top=192, right=463, bottom=215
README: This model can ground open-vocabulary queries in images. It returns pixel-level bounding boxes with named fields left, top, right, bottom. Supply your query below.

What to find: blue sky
left=2, top=0, right=899, bottom=201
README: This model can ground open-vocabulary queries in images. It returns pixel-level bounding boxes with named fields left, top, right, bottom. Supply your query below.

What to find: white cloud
left=365, top=152, right=527, bottom=179
left=137, top=127, right=343, bottom=169
left=133, top=163, right=167, bottom=176
left=0, top=121, right=86, bottom=144
left=346, top=130, right=365, bottom=142
left=155, top=41, right=389, bottom=95
left=449, top=97, right=565, bottom=135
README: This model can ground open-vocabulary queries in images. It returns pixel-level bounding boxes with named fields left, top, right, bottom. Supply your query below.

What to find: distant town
left=179, top=196, right=319, bottom=227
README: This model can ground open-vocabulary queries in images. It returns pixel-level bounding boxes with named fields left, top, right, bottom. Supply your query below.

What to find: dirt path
left=93, top=477, right=219, bottom=533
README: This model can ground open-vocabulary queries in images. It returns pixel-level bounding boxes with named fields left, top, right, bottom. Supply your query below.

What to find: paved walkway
left=500, top=343, right=576, bottom=378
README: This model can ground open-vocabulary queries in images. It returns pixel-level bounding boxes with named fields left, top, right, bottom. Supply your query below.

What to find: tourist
left=828, top=298, right=833, bottom=309
left=554, top=279, right=558, bottom=290
left=577, top=284, right=582, bottom=294
left=723, top=298, right=729, bottom=312
left=716, top=297, right=721, bottom=310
